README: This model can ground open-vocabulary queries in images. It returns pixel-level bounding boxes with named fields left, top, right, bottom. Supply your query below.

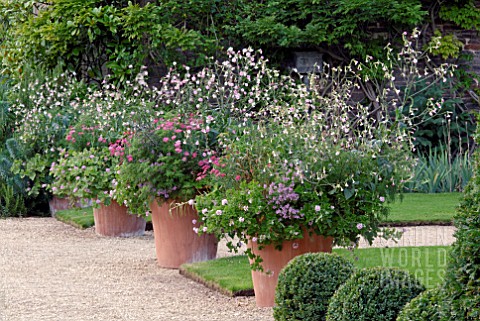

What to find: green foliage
left=426, top=30, right=464, bottom=60
left=0, top=75, right=29, bottom=217
left=7, top=68, right=90, bottom=201
left=326, top=267, right=425, bottom=321
left=396, top=287, right=445, bottom=321
left=236, top=0, right=426, bottom=59
left=50, top=147, right=118, bottom=206
left=442, top=120, right=480, bottom=320
left=402, top=80, right=475, bottom=156
left=274, top=253, right=355, bottom=321
left=439, top=0, right=480, bottom=31
left=11, top=153, right=53, bottom=197
left=4, top=0, right=211, bottom=85
left=0, top=180, right=27, bottom=218
left=405, top=148, right=472, bottom=193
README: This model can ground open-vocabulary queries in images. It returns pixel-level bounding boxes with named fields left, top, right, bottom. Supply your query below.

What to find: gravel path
left=1, top=218, right=456, bottom=321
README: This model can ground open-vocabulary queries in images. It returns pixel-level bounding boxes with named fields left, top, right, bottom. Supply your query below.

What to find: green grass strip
left=180, top=246, right=450, bottom=296
left=55, top=207, right=95, bottom=229
left=55, top=206, right=152, bottom=229
left=386, top=192, right=461, bottom=224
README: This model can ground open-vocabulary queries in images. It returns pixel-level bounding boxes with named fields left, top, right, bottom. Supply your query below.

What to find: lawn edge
left=178, top=265, right=254, bottom=297
left=55, top=214, right=91, bottom=229
left=381, top=220, right=453, bottom=227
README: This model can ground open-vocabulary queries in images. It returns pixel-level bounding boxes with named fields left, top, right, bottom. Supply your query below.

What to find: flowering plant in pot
left=196, top=115, right=412, bottom=256
left=50, top=143, right=119, bottom=206
left=9, top=71, right=89, bottom=212
left=115, top=113, right=219, bottom=214
left=49, top=124, right=147, bottom=237
left=115, top=113, right=219, bottom=267
left=194, top=78, right=414, bottom=306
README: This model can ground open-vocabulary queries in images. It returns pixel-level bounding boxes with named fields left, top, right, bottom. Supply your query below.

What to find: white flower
left=239, top=217, right=245, bottom=222
left=216, top=210, right=222, bottom=216
left=221, top=199, right=228, bottom=205
left=202, top=208, right=208, bottom=214
left=187, top=199, right=195, bottom=206
left=314, top=205, right=321, bottom=212
left=243, top=206, right=249, bottom=211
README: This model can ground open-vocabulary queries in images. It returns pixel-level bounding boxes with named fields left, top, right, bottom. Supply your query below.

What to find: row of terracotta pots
left=90, top=200, right=218, bottom=268
left=50, top=197, right=332, bottom=307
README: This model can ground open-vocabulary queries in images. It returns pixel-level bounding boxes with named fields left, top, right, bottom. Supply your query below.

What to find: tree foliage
left=236, top=0, right=427, bottom=60
left=1, top=0, right=214, bottom=84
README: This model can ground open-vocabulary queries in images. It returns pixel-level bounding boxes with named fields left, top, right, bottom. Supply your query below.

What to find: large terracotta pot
left=48, top=196, right=80, bottom=216
left=93, top=200, right=146, bottom=237
left=49, top=196, right=91, bottom=216
left=150, top=200, right=218, bottom=269
left=248, top=232, right=334, bottom=307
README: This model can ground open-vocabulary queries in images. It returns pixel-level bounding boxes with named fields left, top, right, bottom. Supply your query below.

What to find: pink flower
left=357, top=223, right=364, bottom=230
left=235, top=175, right=241, bottom=181
left=127, top=155, right=133, bottom=162
left=379, top=196, right=385, bottom=202
left=163, top=137, right=169, bottom=143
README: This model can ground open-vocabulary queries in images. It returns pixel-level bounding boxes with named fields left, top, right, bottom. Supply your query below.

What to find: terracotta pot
left=93, top=200, right=146, bottom=237
left=48, top=196, right=81, bottom=216
left=248, top=232, right=334, bottom=307
left=150, top=200, right=218, bottom=269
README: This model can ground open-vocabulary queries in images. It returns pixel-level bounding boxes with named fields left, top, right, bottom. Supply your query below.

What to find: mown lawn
left=386, top=192, right=461, bottom=224
left=180, top=246, right=450, bottom=296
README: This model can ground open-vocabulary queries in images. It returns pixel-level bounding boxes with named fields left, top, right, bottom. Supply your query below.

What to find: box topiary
left=273, top=252, right=355, bottom=321
left=396, top=287, right=444, bottom=321
left=326, top=267, right=425, bottom=321
left=442, top=151, right=480, bottom=320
